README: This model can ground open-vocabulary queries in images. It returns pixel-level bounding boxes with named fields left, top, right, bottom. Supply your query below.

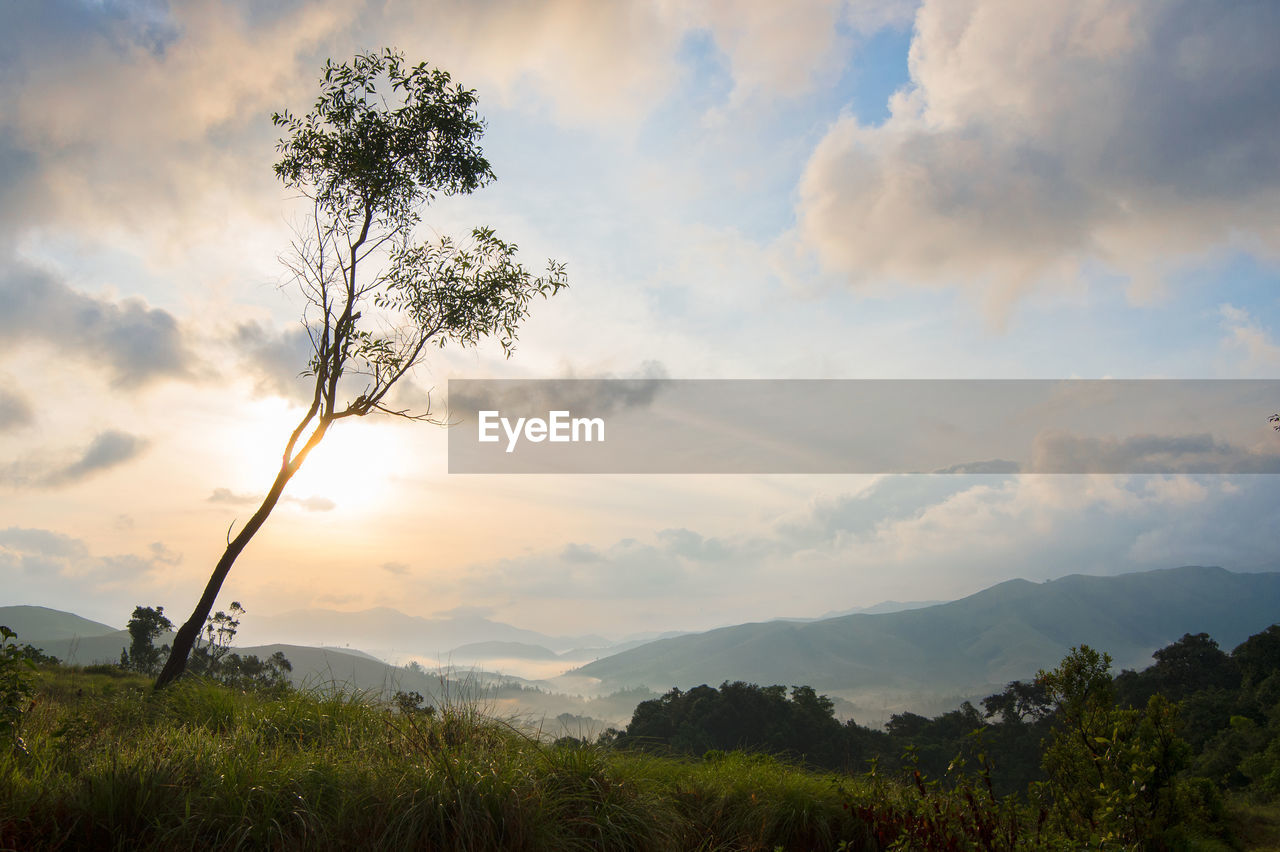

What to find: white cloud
left=0, top=254, right=196, bottom=387
left=1221, top=304, right=1280, bottom=372
left=455, top=474, right=1280, bottom=631
left=792, top=0, right=1280, bottom=316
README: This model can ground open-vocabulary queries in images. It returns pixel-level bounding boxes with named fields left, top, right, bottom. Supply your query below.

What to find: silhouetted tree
left=616, top=681, right=883, bottom=771
left=120, top=606, right=172, bottom=675
left=1115, top=632, right=1240, bottom=709
left=1233, top=624, right=1280, bottom=689
left=155, top=49, right=566, bottom=688
left=981, top=679, right=1052, bottom=725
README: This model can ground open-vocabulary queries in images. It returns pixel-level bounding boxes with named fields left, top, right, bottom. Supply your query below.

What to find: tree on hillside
left=615, top=681, right=883, bottom=771
left=120, top=605, right=172, bottom=675
left=1233, top=624, right=1280, bottom=689
left=155, top=49, right=567, bottom=689
left=1036, top=645, right=1189, bottom=846
left=1115, top=632, right=1239, bottom=709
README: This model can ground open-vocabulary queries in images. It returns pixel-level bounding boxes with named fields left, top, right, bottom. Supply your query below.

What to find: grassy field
left=0, top=665, right=1265, bottom=851
left=0, top=667, right=900, bottom=851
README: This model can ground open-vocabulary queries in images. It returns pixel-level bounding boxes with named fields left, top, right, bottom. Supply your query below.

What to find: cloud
left=43, top=431, right=150, bottom=486
left=0, top=0, right=352, bottom=235
left=447, top=361, right=670, bottom=420
left=0, top=527, right=90, bottom=560
left=208, top=487, right=335, bottom=512
left=932, top=459, right=1021, bottom=474
left=287, top=495, right=336, bottom=512
left=687, top=1, right=858, bottom=108
left=0, top=430, right=150, bottom=489
left=0, top=385, right=34, bottom=432
left=458, top=474, right=1280, bottom=627
left=381, top=561, right=410, bottom=575
left=1030, top=431, right=1280, bottom=474
left=0, top=526, right=179, bottom=584
left=208, top=488, right=258, bottom=506
left=0, top=0, right=915, bottom=251
left=0, top=257, right=195, bottom=388
left=1221, top=304, right=1280, bottom=372
left=792, top=0, right=1280, bottom=314
left=231, top=320, right=316, bottom=401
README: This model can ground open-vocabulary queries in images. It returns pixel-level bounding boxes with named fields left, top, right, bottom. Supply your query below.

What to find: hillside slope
left=574, top=566, right=1280, bottom=695
left=0, top=605, right=118, bottom=641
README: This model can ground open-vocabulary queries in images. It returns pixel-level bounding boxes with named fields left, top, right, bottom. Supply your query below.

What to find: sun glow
left=224, top=399, right=420, bottom=516
left=287, top=422, right=409, bottom=513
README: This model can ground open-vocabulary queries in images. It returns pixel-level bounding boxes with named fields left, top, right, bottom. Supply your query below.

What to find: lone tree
left=120, top=605, right=173, bottom=675
left=155, top=49, right=566, bottom=689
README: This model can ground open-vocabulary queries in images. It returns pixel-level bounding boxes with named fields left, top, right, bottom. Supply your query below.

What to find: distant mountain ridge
left=10, top=566, right=1279, bottom=719
left=242, top=606, right=610, bottom=660
left=0, top=606, right=118, bottom=641
left=572, top=566, right=1280, bottom=698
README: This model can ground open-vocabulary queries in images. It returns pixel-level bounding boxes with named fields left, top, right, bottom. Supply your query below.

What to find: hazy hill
left=20, top=628, right=176, bottom=668
left=815, top=600, right=947, bottom=619
left=0, top=605, right=118, bottom=641
left=4, top=610, right=525, bottom=696
left=449, top=641, right=562, bottom=661
left=243, top=606, right=608, bottom=659
left=573, top=566, right=1280, bottom=698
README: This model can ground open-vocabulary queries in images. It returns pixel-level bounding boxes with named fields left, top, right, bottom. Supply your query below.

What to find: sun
left=223, top=398, right=415, bottom=516
left=286, top=421, right=406, bottom=513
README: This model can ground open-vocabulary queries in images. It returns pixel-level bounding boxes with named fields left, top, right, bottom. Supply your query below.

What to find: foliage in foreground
left=1, top=666, right=880, bottom=851
left=5, top=628, right=1272, bottom=850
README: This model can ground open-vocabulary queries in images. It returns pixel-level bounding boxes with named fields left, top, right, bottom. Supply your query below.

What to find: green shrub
left=0, top=626, right=39, bottom=754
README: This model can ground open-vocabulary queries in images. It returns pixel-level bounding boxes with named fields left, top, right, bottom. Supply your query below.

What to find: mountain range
left=5, top=565, right=1278, bottom=727
left=571, top=566, right=1280, bottom=704
left=237, top=606, right=613, bottom=661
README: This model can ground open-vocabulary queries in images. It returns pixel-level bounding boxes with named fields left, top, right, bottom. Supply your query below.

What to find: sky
left=2, top=0, right=1280, bottom=641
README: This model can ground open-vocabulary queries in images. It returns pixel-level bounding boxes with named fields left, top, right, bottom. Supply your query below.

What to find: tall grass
left=1, top=667, right=900, bottom=851
left=8, top=665, right=1248, bottom=850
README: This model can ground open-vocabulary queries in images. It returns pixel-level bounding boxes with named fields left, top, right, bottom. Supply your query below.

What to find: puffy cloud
left=665, top=0, right=918, bottom=115
left=0, top=430, right=150, bottom=489
left=0, top=0, right=351, bottom=234
left=404, top=0, right=686, bottom=126
left=0, top=0, right=916, bottom=247
left=231, top=321, right=316, bottom=402
left=793, top=0, right=1280, bottom=313
left=0, top=258, right=195, bottom=388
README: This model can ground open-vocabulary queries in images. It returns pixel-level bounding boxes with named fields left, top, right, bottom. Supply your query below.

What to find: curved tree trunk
left=154, top=463, right=297, bottom=689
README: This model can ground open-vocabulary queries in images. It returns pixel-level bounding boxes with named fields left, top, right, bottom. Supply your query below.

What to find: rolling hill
left=0, top=605, right=119, bottom=642
left=572, top=566, right=1280, bottom=699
